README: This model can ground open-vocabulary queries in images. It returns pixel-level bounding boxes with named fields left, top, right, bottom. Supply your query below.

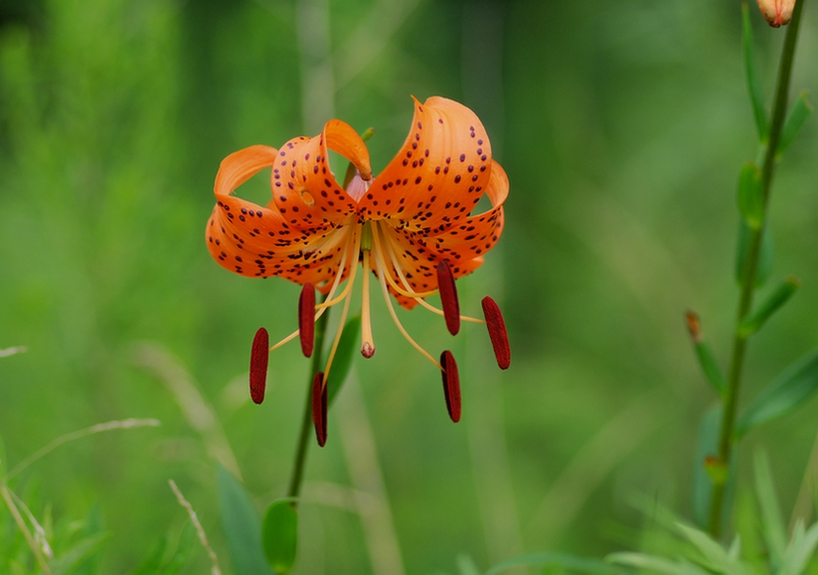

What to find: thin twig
left=4, top=418, right=160, bottom=482
left=1, top=483, right=52, bottom=575
left=708, top=0, right=806, bottom=537
left=168, top=479, right=221, bottom=575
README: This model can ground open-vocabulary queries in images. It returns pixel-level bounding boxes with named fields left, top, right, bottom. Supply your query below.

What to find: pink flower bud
left=756, top=0, right=796, bottom=27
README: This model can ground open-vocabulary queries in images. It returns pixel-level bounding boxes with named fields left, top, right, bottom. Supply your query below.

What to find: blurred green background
left=1, top=0, right=818, bottom=573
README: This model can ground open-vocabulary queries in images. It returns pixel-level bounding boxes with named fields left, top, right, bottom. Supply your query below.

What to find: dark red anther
left=436, top=260, right=460, bottom=335
left=249, top=327, right=269, bottom=404
left=440, top=350, right=461, bottom=422
left=481, top=296, right=511, bottom=370
left=312, top=371, right=328, bottom=447
left=299, top=283, right=316, bottom=357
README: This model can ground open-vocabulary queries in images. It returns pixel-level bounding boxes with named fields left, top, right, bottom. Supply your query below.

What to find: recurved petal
left=207, top=145, right=355, bottom=285
left=421, top=160, right=507, bottom=264
left=360, top=96, right=493, bottom=234
left=269, top=120, right=370, bottom=227
left=374, top=160, right=507, bottom=309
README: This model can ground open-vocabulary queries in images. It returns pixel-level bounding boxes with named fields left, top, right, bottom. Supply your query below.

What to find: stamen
left=360, top=250, right=376, bottom=358
left=436, top=260, right=460, bottom=335
left=249, top=327, right=269, bottom=404
left=299, top=283, right=316, bottom=357
left=269, top=226, right=360, bottom=353
left=322, top=244, right=358, bottom=382
left=440, top=350, right=461, bottom=422
left=373, top=249, right=442, bottom=370
left=312, top=371, right=328, bottom=447
left=482, top=296, right=511, bottom=369
left=373, top=225, right=484, bottom=324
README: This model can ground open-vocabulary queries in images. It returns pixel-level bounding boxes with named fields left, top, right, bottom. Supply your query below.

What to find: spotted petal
left=206, top=145, right=356, bottom=287
left=375, top=159, right=508, bottom=309
left=359, top=96, right=493, bottom=236
left=270, top=119, right=371, bottom=226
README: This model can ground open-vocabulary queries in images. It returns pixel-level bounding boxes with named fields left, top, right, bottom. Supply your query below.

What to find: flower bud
left=756, top=0, right=796, bottom=27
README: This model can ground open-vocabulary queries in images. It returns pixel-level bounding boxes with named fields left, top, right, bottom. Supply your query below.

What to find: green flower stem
left=708, top=0, right=805, bottom=538
left=287, top=293, right=330, bottom=502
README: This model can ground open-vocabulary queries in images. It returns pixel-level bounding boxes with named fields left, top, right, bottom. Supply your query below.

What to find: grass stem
left=708, top=0, right=806, bottom=538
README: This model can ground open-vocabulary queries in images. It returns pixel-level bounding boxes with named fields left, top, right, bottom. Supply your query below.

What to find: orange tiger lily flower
left=206, top=96, right=510, bottom=444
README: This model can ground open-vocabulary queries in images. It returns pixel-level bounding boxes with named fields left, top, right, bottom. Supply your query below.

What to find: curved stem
left=708, top=0, right=805, bottom=538
left=287, top=292, right=330, bottom=502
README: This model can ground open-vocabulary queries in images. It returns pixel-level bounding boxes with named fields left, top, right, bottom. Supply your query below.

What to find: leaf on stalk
left=736, top=349, right=818, bottom=438
left=262, top=499, right=298, bottom=574
left=737, top=163, right=764, bottom=231
left=777, top=91, right=813, bottom=155
left=327, top=315, right=361, bottom=407
left=217, top=465, right=274, bottom=575
left=742, top=4, right=769, bottom=141
left=737, top=276, right=799, bottom=338
left=735, top=220, right=773, bottom=288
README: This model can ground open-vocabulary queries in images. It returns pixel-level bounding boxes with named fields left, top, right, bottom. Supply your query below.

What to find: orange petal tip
left=250, top=328, right=269, bottom=404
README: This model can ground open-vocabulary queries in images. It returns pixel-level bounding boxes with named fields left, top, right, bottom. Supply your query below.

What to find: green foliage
left=735, top=348, right=818, bottom=438
left=262, top=500, right=298, bottom=574
left=737, top=162, right=764, bottom=231
left=742, top=3, right=768, bottom=142
left=778, top=92, right=813, bottom=155
left=735, top=221, right=774, bottom=288
left=128, top=525, right=196, bottom=575
left=737, top=277, right=799, bottom=338
left=327, top=315, right=361, bottom=407
left=217, top=466, right=274, bottom=575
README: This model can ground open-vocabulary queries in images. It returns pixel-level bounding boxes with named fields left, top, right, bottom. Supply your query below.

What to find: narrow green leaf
left=675, top=523, right=748, bottom=575
left=686, top=312, right=727, bottom=396
left=262, top=500, right=298, bottom=574
left=486, top=552, right=624, bottom=575
left=738, top=276, right=799, bottom=338
left=692, top=406, right=721, bottom=528
left=736, top=348, right=818, bottom=437
left=777, top=91, right=813, bottom=155
left=217, top=465, right=274, bottom=575
left=779, top=521, right=818, bottom=575
left=753, top=452, right=786, bottom=570
left=50, top=532, right=111, bottom=575
left=327, top=315, right=361, bottom=407
left=742, top=3, right=768, bottom=141
left=737, top=163, right=764, bottom=230
left=607, top=553, right=708, bottom=575
left=695, top=342, right=727, bottom=397
left=735, top=220, right=773, bottom=288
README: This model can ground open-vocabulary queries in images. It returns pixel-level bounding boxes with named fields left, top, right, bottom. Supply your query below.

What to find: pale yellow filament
left=372, top=246, right=443, bottom=371
left=360, top=249, right=375, bottom=357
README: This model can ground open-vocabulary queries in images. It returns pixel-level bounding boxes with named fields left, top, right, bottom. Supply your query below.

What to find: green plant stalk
left=287, top=293, right=330, bottom=502
left=708, top=0, right=805, bottom=538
